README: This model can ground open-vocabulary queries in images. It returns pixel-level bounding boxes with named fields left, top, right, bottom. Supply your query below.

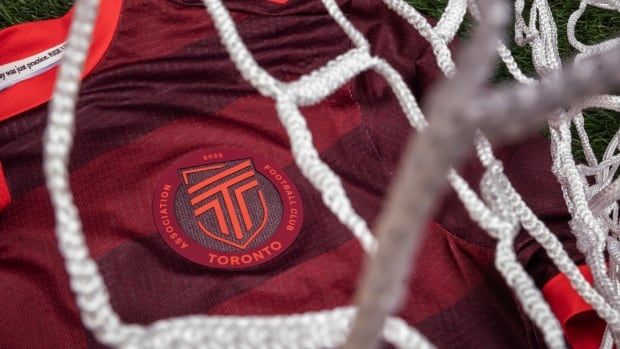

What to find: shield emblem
left=179, top=158, right=269, bottom=250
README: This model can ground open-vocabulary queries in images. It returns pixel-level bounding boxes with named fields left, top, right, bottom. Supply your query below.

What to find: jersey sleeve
left=543, top=265, right=606, bottom=348
left=434, top=131, right=607, bottom=347
left=505, top=136, right=606, bottom=348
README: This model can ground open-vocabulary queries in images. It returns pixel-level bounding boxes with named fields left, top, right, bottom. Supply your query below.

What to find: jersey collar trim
left=0, top=0, right=122, bottom=121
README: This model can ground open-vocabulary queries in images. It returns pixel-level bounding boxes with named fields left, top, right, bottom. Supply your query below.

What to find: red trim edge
left=0, top=0, right=122, bottom=121
left=0, top=162, right=10, bottom=210
left=542, top=264, right=607, bottom=349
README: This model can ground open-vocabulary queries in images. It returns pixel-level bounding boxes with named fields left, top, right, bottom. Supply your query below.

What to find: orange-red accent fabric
left=0, top=0, right=122, bottom=121
left=0, top=162, right=10, bottom=210
left=543, top=264, right=607, bottom=348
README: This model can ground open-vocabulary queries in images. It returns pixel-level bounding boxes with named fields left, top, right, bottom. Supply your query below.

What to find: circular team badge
left=153, top=148, right=303, bottom=270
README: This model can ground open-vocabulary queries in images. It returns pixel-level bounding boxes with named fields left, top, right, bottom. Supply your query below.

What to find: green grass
left=0, top=0, right=72, bottom=28
left=1, top=0, right=618, bottom=161
left=409, top=0, right=619, bottom=161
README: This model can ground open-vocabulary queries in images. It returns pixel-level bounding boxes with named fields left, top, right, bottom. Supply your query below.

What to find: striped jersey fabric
left=0, top=0, right=601, bottom=348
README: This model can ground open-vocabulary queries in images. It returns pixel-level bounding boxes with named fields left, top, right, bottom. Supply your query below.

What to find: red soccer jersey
left=0, top=0, right=603, bottom=348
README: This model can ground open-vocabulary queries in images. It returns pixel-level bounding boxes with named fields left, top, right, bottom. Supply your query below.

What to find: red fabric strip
left=543, top=264, right=606, bottom=348
left=0, top=162, right=10, bottom=210
left=0, top=0, right=122, bottom=120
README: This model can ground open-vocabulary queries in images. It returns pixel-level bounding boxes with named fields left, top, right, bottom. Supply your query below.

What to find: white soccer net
left=43, top=0, right=620, bottom=348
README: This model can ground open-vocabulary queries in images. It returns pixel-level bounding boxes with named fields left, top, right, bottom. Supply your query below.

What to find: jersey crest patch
left=153, top=148, right=303, bottom=269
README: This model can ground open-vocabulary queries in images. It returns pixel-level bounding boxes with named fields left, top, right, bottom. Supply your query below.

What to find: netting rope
left=42, top=0, right=620, bottom=348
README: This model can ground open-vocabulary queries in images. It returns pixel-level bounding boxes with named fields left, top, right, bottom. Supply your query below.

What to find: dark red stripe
left=207, top=223, right=494, bottom=319
left=413, top=274, right=540, bottom=349
left=0, top=7, right=352, bottom=200
left=0, top=106, right=376, bottom=349
left=94, top=122, right=387, bottom=323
